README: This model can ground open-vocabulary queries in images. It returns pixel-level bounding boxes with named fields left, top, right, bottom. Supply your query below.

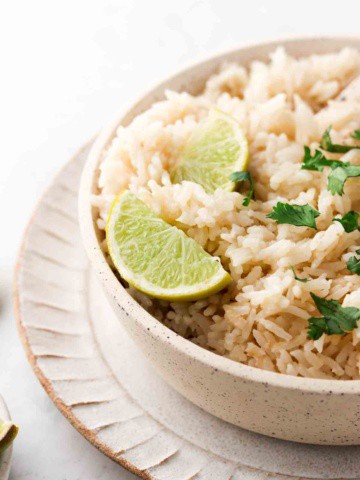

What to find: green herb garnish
left=332, top=211, right=360, bottom=232
left=308, top=317, right=332, bottom=340
left=320, top=126, right=360, bottom=153
left=347, top=248, right=360, bottom=275
left=267, top=202, right=320, bottom=229
left=347, top=256, right=360, bottom=275
left=328, top=164, right=360, bottom=195
left=307, top=292, right=360, bottom=340
left=230, top=171, right=254, bottom=206
left=290, top=266, right=310, bottom=283
left=301, top=147, right=353, bottom=196
left=351, top=130, right=360, bottom=141
left=301, top=147, right=343, bottom=172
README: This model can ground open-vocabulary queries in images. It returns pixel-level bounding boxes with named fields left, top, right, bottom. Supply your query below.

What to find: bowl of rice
left=79, top=36, right=360, bottom=445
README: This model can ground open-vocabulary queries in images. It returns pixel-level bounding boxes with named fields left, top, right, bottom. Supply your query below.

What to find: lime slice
left=0, top=420, right=18, bottom=454
left=171, top=108, right=249, bottom=193
left=106, top=191, right=231, bottom=301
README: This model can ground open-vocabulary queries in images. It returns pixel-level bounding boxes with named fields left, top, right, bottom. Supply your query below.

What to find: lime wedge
left=171, top=108, right=249, bottom=193
left=0, top=420, right=18, bottom=454
left=106, top=191, right=231, bottom=301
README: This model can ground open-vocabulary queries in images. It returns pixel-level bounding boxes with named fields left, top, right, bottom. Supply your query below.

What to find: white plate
left=0, top=395, right=13, bottom=480
left=15, top=143, right=360, bottom=479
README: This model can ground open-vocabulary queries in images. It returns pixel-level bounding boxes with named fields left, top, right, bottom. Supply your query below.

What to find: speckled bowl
left=79, top=36, right=360, bottom=445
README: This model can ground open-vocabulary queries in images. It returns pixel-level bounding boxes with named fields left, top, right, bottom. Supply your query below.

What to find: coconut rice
left=92, top=48, right=360, bottom=380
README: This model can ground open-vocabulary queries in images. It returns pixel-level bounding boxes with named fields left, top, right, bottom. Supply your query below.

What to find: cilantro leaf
left=266, top=202, right=320, bottom=229
left=307, top=293, right=360, bottom=339
left=230, top=171, right=254, bottom=206
left=310, top=293, right=360, bottom=328
left=301, top=146, right=360, bottom=195
left=290, top=266, right=310, bottom=283
left=308, top=317, right=333, bottom=340
left=347, top=256, right=360, bottom=275
left=332, top=211, right=360, bottom=232
left=301, top=146, right=343, bottom=172
left=347, top=247, right=360, bottom=275
left=343, top=165, right=360, bottom=177
left=351, top=130, right=360, bottom=141
left=320, top=126, right=360, bottom=153
left=328, top=165, right=360, bottom=195
left=328, top=166, right=348, bottom=195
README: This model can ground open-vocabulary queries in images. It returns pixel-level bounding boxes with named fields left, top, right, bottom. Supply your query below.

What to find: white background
left=1, top=0, right=360, bottom=478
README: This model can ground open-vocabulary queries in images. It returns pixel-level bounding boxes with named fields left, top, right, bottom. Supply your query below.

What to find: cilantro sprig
left=301, top=127, right=360, bottom=195
left=332, top=211, right=360, bottom=233
left=307, top=293, right=360, bottom=340
left=320, top=126, right=360, bottom=153
left=347, top=248, right=360, bottom=275
left=351, top=130, right=360, bottom=141
left=230, top=171, right=254, bottom=206
left=266, top=202, right=320, bottom=229
left=301, top=147, right=360, bottom=196
left=327, top=164, right=360, bottom=195
left=347, top=256, right=360, bottom=275
left=301, top=147, right=343, bottom=172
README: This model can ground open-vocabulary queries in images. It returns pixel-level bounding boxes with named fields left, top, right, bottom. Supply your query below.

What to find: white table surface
left=1, top=0, right=359, bottom=478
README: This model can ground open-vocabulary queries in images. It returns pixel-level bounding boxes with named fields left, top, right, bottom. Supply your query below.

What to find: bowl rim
left=79, top=35, right=360, bottom=395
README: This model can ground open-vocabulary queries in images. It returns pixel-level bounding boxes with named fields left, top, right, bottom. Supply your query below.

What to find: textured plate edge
left=13, top=140, right=155, bottom=480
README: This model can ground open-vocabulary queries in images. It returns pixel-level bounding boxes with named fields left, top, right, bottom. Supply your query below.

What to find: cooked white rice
left=92, top=48, right=360, bottom=379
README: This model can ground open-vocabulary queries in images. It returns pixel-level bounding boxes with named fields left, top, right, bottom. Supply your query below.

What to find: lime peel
left=0, top=420, right=18, bottom=454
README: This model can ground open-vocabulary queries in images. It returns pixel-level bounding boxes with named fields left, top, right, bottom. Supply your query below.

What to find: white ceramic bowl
left=79, top=36, right=360, bottom=445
